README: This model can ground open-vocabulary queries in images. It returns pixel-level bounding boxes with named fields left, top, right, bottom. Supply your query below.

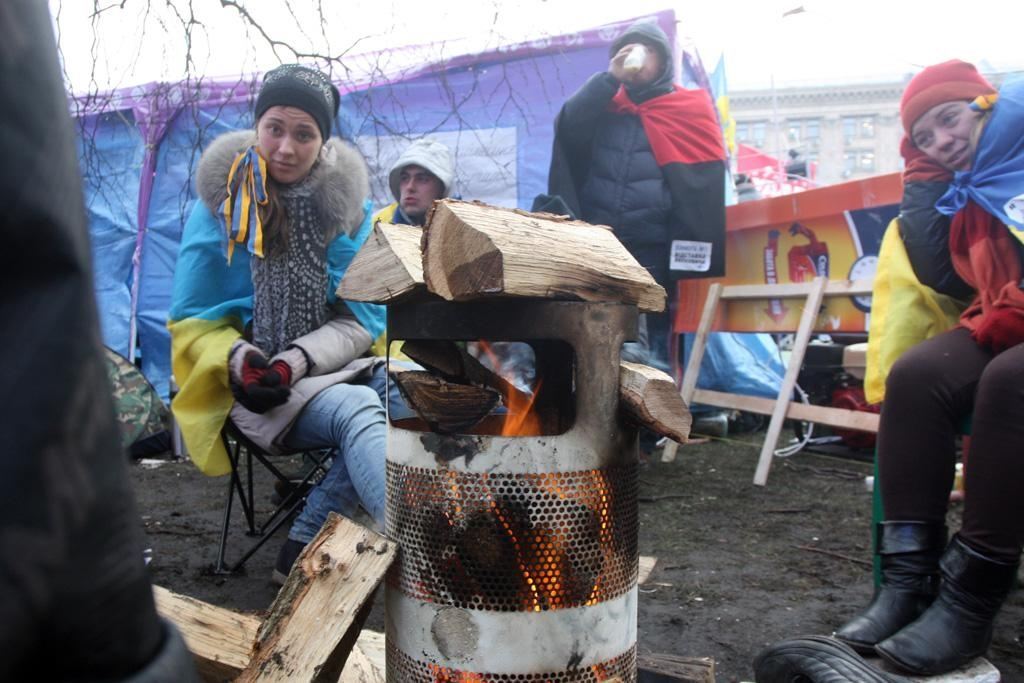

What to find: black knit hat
left=254, top=64, right=340, bottom=142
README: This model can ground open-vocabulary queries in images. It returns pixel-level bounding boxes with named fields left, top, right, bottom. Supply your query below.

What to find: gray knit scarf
left=250, top=178, right=330, bottom=357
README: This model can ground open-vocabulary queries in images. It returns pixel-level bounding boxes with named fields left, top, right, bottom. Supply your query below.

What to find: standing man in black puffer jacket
left=547, top=20, right=727, bottom=374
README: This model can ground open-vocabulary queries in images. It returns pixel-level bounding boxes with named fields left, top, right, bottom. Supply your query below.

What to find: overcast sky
left=52, top=0, right=1024, bottom=94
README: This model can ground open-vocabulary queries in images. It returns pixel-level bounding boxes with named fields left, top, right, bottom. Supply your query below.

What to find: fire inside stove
left=384, top=300, right=640, bottom=683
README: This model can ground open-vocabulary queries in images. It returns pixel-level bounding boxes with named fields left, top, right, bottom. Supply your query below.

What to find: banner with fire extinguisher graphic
left=675, top=172, right=902, bottom=333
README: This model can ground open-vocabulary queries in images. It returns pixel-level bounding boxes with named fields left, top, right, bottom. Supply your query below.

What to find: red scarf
left=609, top=85, right=725, bottom=166
left=950, top=200, right=1024, bottom=352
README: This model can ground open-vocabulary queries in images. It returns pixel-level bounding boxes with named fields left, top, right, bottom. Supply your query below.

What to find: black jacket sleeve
left=557, top=72, right=620, bottom=149
left=898, top=181, right=974, bottom=300
left=547, top=72, right=621, bottom=218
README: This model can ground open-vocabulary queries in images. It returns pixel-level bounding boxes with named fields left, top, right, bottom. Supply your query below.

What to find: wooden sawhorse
left=661, top=276, right=880, bottom=486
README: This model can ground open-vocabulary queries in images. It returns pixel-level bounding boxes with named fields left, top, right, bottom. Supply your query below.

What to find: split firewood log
left=236, top=513, right=395, bottom=682
left=391, top=370, right=501, bottom=433
left=399, top=339, right=533, bottom=408
left=619, top=361, right=692, bottom=445
left=337, top=221, right=425, bottom=303
left=422, top=199, right=666, bottom=312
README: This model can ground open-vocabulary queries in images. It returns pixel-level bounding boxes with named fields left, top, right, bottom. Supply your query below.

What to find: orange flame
left=476, top=341, right=543, bottom=436
left=501, top=376, right=542, bottom=436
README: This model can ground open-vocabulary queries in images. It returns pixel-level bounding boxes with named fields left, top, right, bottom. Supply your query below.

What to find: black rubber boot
left=834, top=521, right=946, bottom=653
left=875, top=535, right=1019, bottom=675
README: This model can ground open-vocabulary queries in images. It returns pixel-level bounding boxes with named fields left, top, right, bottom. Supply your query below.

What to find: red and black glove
left=264, top=346, right=309, bottom=388
left=262, top=359, right=293, bottom=388
left=240, top=350, right=269, bottom=388
left=231, top=349, right=290, bottom=414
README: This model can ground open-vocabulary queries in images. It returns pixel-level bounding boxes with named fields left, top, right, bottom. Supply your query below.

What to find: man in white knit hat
left=374, top=137, right=454, bottom=226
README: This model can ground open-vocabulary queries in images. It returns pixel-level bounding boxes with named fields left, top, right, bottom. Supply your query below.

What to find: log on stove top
left=337, top=199, right=666, bottom=312
left=337, top=221, right=426, bottom=304
left=338, top=199, right=687, bottom=443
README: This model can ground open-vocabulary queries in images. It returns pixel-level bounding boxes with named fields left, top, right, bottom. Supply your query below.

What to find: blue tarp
left=683, top=332, right=786, bottom=408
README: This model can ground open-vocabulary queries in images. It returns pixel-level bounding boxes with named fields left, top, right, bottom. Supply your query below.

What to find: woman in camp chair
left=169, top=64, right=389, bottom=585
left=833, top=60, right=1024, bottom=675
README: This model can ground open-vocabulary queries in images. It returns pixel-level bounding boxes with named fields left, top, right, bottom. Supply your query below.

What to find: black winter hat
left=255, top=64, right=340, bottom=142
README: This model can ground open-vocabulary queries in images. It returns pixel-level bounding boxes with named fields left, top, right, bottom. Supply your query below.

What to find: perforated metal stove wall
left=384, top=301, right=640, bottom=682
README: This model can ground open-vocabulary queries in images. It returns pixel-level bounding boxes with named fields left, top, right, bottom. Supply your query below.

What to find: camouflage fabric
left=104, top=347, right=170, bottom=450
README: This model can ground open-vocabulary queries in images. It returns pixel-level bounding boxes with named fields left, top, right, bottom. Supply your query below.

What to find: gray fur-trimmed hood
left=195, top=130, right=370, bottom=239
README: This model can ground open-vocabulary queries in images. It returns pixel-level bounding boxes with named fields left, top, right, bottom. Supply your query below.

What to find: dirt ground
left=131, top=428, right=1024, bottom=682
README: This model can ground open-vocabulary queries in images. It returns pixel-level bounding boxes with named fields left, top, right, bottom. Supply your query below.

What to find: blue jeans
left=283, top=364, right=400, bottom=542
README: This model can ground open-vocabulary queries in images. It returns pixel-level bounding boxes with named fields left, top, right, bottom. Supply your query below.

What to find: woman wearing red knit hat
left=834, top=59, right=1024, bottom=675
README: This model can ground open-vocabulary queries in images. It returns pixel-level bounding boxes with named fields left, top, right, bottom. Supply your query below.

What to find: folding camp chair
left=213, top=419, right=333, bottom=574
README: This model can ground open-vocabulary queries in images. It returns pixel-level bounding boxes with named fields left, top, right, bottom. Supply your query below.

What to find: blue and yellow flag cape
left=937, top=75, right=1024, bottom=243
left=168, top=198, right=384, bottom=476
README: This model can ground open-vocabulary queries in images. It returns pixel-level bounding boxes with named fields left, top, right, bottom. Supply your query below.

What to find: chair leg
left=219, top=452, right=330, bottom=574
left=214, top=462, right=236, bottom=574
left=224, top=494, right=308, bottom=573
left=214, top=427, right=334, bottom=574
left=214, top=432, right=257, bottom=574
left=253, top=449, right=331, bottom=537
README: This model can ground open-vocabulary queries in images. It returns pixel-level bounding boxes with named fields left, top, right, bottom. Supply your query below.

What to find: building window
left=844, top=150, right=875, bottom=176
left=843, top=115, right=876, bottom=144
left=786, top=118, right=821, bottom=145
left=843, top=117, right=857, bottom=142
left=805, top=119, right=820, bottom=140
left=859, top=150, right=875, bottom=172
left=859, top=116, right=875, bottom=138
left=737, top=120, right=768, bottom=149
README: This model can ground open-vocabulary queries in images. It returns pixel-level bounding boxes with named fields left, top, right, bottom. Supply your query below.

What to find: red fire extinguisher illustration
left=787, top=222, right=830, bottom=282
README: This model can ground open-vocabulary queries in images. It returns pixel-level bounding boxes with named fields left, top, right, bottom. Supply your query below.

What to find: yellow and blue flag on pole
left=709, top=55, right=736, bottom=157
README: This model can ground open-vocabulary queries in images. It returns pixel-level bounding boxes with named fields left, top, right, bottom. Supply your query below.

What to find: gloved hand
left=240, top=349, right=270, bottom=388
left=264, top=360, right=293, bottom=388
left=230, top=347, right=290, bottom=414
left=231, top=378, right=290, bottom=414
left=264, top=346, right=309, bottom=388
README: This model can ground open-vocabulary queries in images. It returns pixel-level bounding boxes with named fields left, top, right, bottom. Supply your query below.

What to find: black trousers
left=879, top=327, right=1024, bottom=561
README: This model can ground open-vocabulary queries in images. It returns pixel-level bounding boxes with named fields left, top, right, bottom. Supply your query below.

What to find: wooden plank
left=422, top=199, right=666, bottom=312
left=340, top=631, right=386, bottom=683
left=337, top=221, right=425, bottom=303
left=662, top=283, right=723, bottom=463
left=619, top=361, right=692, bottom=445
left=638, top=555, right=657, bottom=585
left=637, top=652, right=716, bottom=683
left=153, top=584, right=258, bottom=682
left=237, top=513, right=396, bottom=682
left=692, top=389, right=880, bottom=433
left=719, top=278, right=873, bottom=301
left=154, top=583, right=386, bottom=683
left=754, top=276, right=828, bottom=486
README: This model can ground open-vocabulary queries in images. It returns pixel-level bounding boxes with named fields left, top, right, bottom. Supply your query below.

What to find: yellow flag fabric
left=169, top=316, right=242, bottom=476
left=865, top=219, right=966, bottom=404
